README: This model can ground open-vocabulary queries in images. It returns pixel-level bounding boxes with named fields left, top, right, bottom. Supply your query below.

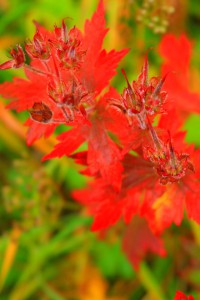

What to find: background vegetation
left=0, top=0, right=200, bottom=299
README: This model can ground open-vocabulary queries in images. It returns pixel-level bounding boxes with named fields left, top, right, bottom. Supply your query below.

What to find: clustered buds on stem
left=54, top=22, right=86, bottom=69
left=144, top=124, right=194, bottom=184
left=25, top=30, right=50, bottom=60
left=0, top=45, right=25, bottom=70
left=0, top=19, right=93, bottom=125
left=110, top=57, right=167, bottom=129
left=109, top=57, right=194, bottom=185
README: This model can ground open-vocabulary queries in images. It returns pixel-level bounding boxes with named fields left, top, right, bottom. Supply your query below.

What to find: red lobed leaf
left=80, top=0, right=128, bottom=93
left=87, top=119, right=123, bottom=190
left=93, top=48, right=129, bottom=93
left=149, top=185, right=185, bottom=234
left=83, top=0, right=108, bottom=63
left=0, top=77, right=48, bottom=112
left=42, top=125, right=87, bottom=160
left=122, top=217, right=166, bottom=269
left=159, top=34, right=200, bottom=117
left=185, top=176, right=200, bottom=225
left=73, top=179, right=123, bottom=231
left=25, top=118, right=56, bottom=145
left=174, top=291, right=195, bottom=300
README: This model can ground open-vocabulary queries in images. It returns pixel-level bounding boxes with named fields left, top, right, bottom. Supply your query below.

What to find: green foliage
left=185, top=114, right=200, bottom=146
left=91, top=240, right=134, bottom=279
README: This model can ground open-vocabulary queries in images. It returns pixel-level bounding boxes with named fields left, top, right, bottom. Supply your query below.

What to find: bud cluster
left=0, top=20, right=92, bottom=125
left=135, top=0, right=175, bottom=33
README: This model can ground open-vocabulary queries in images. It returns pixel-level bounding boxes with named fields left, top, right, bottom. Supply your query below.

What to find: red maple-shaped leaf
left=73, top=177, right=141, bottom=232
left=80, top=0, right=129, bottom=93
left=148, top=185, right=185, bottom=234
left=83, top=0, right=108, bottom=60
left=0, top=66, right=66, bottom=144
left=122, top=217, right=166, bottom=269
left=174, top=291, right=195, bottom=300
left=0, top=74, right=49, bottom=112
left=43, top=115, right=123, bottom=190
left=87, top=119, right=123, bottom=190
left=159, top=34, right=200, bottom=118
left=73, top=178, right=123, bottom=231
left=142, top=141, right=200, bottom=234
left=25, top=119, right=57, bottom=145
left=72, top=153, right=159, bottom=232
left=42, top=125, right=87, bottom=159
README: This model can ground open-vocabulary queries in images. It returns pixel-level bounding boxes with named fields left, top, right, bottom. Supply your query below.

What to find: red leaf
left=73, top=184, right=139, bottom=231
left=0, top=60, right=14, bottom=70
left=94, top=48, right=129, bottom=93
left=91, top=200, right=123, bottom=231
left=0, top=77, right=48, bottom=112
left=73, top=179, right=123, bottom=231
left=81, top=1, right=128, bottom=93
left=42, top=125, right=87, bottom=160
left=0, top=74, right=62, bottom=143
left=73, top=154, right=156, bottom=232
left=87, top=119, right=123, bottom=190
left=122, top=217, right=166, bottom=269
left=150, top=185, right=185, bottom=234
left=83, top=0, right=108, bottom=62
left=174, top=291, right=195, bottom=300
left=160, top=34, right=191, bottom=75
left=25, top=118, right=56, bottom=145
left=185, top=176, right=200, bottom=224
left=159, top=34, right=200, bottom=117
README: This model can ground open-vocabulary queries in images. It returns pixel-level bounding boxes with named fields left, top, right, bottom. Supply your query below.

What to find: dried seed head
left=53, top=22, right=86, bottom=69
left=29, top=102, right=53, bottom=123
left=25, top=31, right=50, bottom=60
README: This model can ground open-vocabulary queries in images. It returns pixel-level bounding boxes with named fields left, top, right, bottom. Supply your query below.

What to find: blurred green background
left=0, top=0, right=200, bottom=299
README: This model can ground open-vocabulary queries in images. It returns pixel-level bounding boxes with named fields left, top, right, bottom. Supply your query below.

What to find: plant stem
left=137, top=262, right=167, bottom=300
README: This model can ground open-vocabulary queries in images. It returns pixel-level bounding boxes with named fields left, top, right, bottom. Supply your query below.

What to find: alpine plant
left=0, top=0, right=200, bottom=285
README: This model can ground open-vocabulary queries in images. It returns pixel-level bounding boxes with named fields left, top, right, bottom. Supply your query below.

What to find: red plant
left=0, top=0, right=128, bottom=145
left=0, top=0, right=200, bottom=288
left=174, top=291, right=195, bottom=300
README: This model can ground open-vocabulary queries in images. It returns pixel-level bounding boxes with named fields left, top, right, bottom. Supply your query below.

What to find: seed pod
left=29, top=102, right=53, bottom=123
